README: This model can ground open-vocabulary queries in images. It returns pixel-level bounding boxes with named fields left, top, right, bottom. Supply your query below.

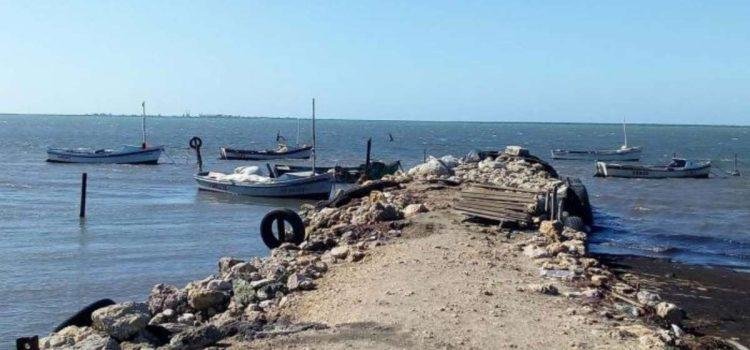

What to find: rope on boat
left=162, top=148, right=178, bottom=164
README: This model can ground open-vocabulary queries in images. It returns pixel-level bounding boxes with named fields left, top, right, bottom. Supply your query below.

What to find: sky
left=0, top=1, right=748, bottom=125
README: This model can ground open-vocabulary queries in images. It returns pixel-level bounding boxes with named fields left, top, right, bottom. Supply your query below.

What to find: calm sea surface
left=0, top=115, right=748, bottom=344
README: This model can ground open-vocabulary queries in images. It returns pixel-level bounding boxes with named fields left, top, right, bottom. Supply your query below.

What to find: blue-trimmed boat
left=46, top=102, right=163, bottom=164
left=47, top=145, right=163, bottom=164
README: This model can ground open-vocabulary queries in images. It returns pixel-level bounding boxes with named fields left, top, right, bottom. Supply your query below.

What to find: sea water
left=0, top=115, right=747, bottom=344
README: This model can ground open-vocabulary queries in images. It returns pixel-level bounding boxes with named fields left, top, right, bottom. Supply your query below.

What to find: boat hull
left=220, top=146, right=312, bottom=160
left=551, top=147, right=641, bottom=161
left=273, top=161, right=401, bottom=183
left=595, top=162, right=711, bottom=178
left=195, top=172, right=333, bottom=199
left=46, top=146, right=163, bottom=164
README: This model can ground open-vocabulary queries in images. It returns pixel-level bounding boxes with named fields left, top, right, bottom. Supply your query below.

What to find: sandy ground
left=228, top=209, right=641, bottom=349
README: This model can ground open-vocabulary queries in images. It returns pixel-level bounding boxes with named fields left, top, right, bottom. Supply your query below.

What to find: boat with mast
left=219, top=117, right=312, bottom=160
left=46, top=102, right=164, bottom=164
left=551, top=118, right=641, bottom=161
left=195, top=99, right=333, bottom=199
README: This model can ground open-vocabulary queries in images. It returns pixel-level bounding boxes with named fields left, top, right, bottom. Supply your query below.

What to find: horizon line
left=0, top=112, right=747, bottom=128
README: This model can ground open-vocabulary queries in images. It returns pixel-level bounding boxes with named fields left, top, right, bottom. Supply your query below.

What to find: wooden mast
left=311, top=98, right=316, bottom=175
left=141, top=101, right=147, bottom=148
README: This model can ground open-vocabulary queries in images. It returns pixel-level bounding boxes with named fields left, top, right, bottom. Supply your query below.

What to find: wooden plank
left=462, top=189, right=537, bottom=200
left=459, top=199, right=530, bottom=212
left=460, top=193, right=534, bottom=205
left=453, top=204, right=530, bottom=220
left=454, top=207, right=529, bottom=223
left=460, top=192, right=536, bottom=204
left=456, top=210, right=509, bottom=222
left=461, top=189, right=536, bottom=200
left=472, top=183, right=543, bottom=194
left=454, top=204, right=529, bottom=220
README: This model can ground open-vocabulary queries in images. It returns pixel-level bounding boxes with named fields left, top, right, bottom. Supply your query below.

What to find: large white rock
left=91, top=302, right=150, bottom=341
left=403, top=203, right=428, bottom=217
left=330, top=246, right=350, bottom=259
left=187, top=288, right=228, bottom=311
left=656, top=302, right=685, bottom=325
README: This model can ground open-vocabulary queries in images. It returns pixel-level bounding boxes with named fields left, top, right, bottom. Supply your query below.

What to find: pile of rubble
left=517, top=219, right=703, bottom=348
left=404, top=152, right=560, bottom=193
left=40, top=179, right=431, bottom=349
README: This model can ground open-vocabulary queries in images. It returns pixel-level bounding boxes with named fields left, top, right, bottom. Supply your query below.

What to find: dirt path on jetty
left=235, top=209, right=639, bottom=349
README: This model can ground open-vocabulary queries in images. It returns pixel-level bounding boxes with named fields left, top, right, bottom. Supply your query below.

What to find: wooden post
left=311, top=98, right=316, bottom=175
left=365, top=138, right=372, bottom=177
left=79, top=173, right=87, bottom=218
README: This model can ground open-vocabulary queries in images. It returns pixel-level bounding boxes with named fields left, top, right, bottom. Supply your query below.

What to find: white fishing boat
left=595, top=158, right=711, bottom=179
left=195, top=169, right=333, bottom=199
left=47, top=102, right=163, bottom=164
left=47, top=145, right=163, bottom=164
left=195, top=98, right=333, bottom=199
left=552, top=119, right=641, bottom=161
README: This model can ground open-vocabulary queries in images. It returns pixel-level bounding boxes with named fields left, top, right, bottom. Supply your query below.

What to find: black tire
left=53, top=299, right=116, bottom=332
left=260, top=209, right=305, bottom=249
left=564, top=216, right=585, bottom=232
left=565, top=177, right=593, bottom=224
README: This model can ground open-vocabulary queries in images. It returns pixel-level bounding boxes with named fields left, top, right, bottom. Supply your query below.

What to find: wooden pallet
left=453, top=184, right=544, bottom=224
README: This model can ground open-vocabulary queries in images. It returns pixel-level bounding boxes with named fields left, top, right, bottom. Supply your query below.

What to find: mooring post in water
left=79, top=173, right=87, bottom=218
left=189, top=137, right=203, bottom=172
left=365, top=138, right=372, bottom=176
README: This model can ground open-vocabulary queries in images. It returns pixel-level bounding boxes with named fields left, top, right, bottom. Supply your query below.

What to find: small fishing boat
left=220, top=145, right=312, bottom=160
left=595, top=158, right=711, bottom=178
left=272, top=160, right=401, bottom=183
left=552, top=119, right=641, bottom=161
left=220, top=123, right=312, bottom=161
left=47, top=102, right=163, bottom=164
left=195, top=169, right=333, bottom=199
left=551, top=146, right=642, bottom=161
left=196, top=99, right=333, bottom=199
left=47, top=145, right=164, bottom=164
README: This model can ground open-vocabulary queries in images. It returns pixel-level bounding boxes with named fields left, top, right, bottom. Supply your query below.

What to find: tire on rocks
left=563, top=177, right=593, bottom=224
left=260, top=208, right=305, bottom=249
left=563, top=215, right=585, bottom=232
left=53, top=299, right=116, bottom=332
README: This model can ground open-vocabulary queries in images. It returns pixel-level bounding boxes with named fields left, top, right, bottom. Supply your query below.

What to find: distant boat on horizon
left=551, top=118, right=641, bottom=161
left=46, top=102, right=163, bottom=164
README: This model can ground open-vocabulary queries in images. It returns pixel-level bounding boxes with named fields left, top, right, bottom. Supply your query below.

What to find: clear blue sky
left=1, top=1, right=748, bottom=124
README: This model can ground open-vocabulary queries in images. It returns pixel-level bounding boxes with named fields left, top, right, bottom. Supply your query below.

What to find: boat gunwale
left=194, top=172, right=333, bottom=189
left=47, top=146, right=164, bottom=158
left=220, top=145, right=313, bottom=156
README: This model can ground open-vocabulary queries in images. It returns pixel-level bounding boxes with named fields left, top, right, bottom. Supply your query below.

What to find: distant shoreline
left=1, top=113, right=747, bottom=128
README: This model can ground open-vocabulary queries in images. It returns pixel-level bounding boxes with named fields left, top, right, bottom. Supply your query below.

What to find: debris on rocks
left=527, top=283, right=559, bottom=296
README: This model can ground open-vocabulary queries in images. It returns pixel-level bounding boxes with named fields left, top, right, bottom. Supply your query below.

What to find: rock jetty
left=39, top=148, right=739, bottom=350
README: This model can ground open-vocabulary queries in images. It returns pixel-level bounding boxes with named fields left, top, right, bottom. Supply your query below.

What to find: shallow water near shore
left=0, top=114, right=748, bottom=344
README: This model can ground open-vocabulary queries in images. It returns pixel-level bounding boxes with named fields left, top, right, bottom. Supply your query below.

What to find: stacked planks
left=453, top=184, right=542, bottom=225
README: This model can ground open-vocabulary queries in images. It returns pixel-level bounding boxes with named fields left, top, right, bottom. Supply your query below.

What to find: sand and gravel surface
left=231, top=210, right=639, bottom=349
